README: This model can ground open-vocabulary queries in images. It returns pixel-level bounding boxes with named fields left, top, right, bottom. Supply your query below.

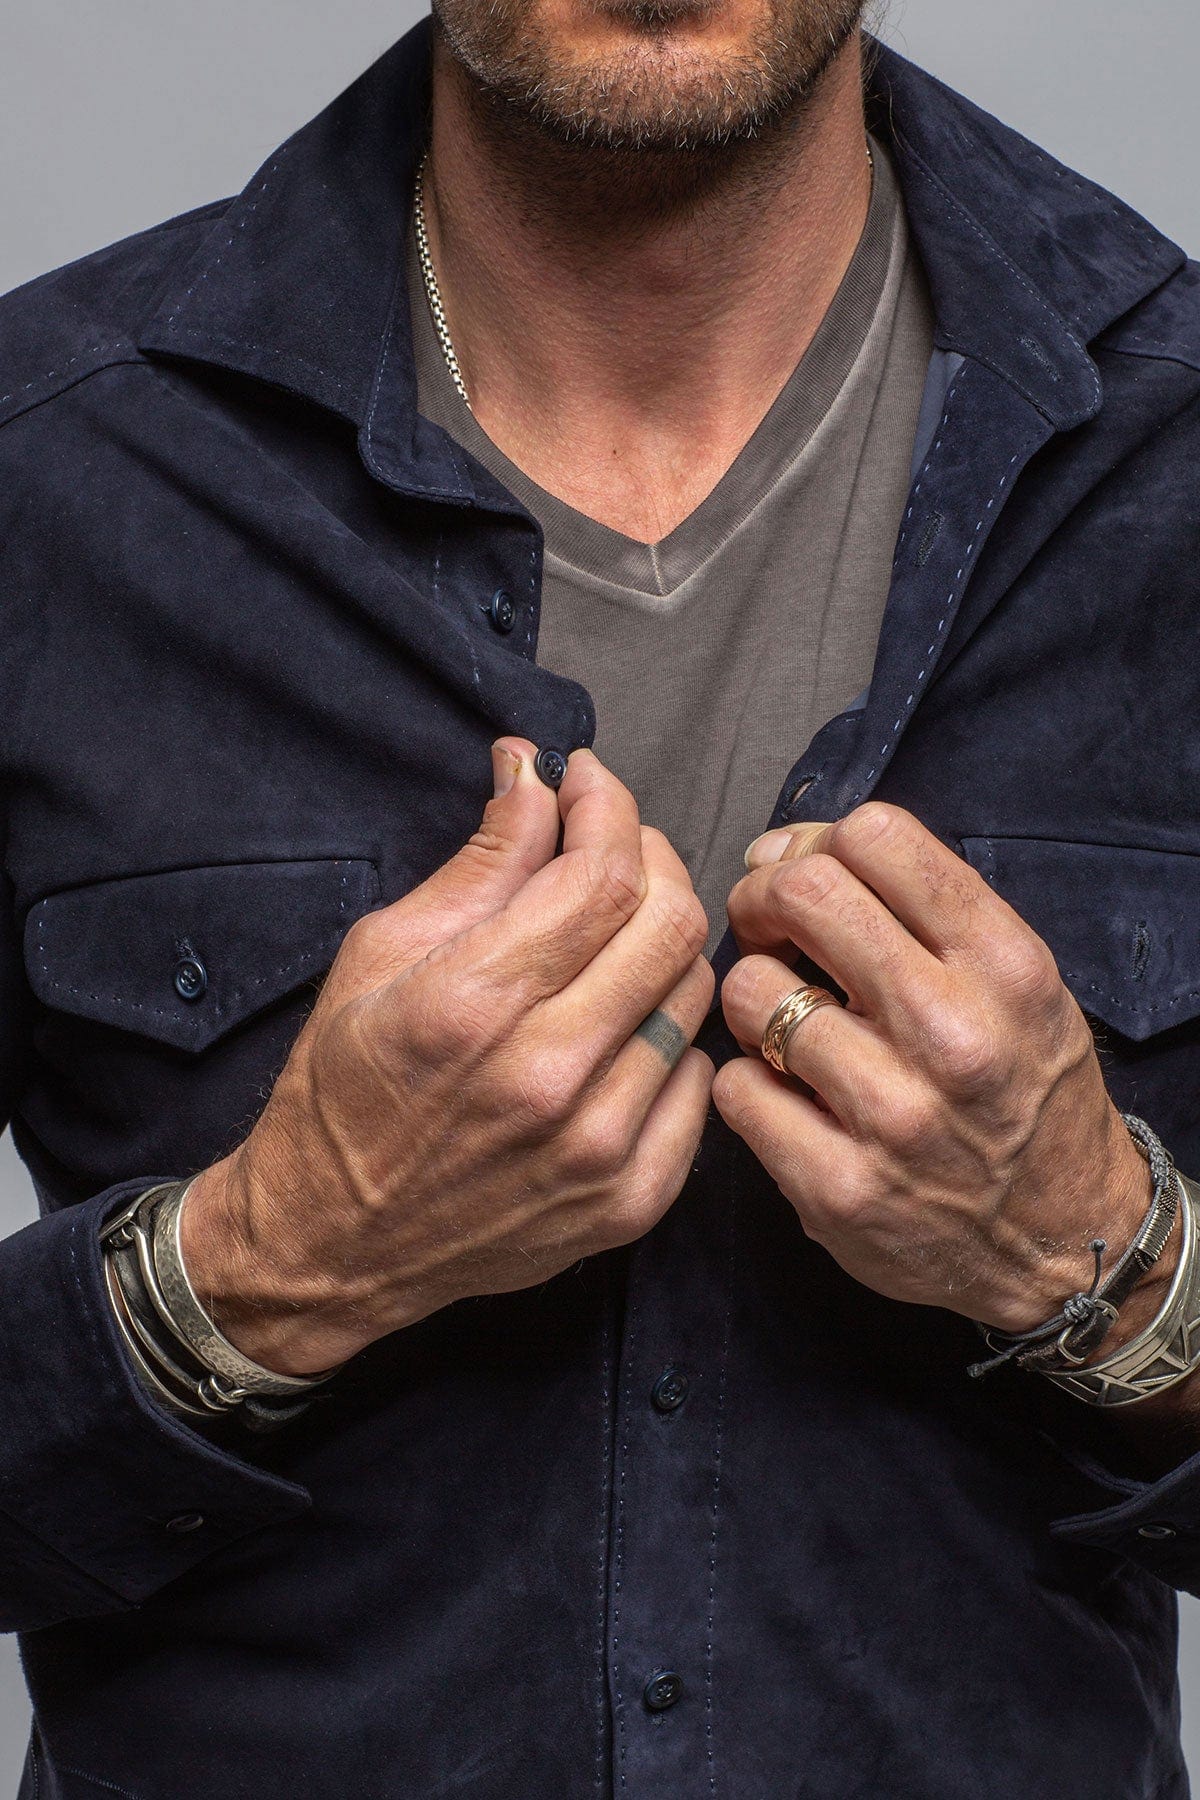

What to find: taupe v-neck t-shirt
left=411, top=141, right=934, bottom=953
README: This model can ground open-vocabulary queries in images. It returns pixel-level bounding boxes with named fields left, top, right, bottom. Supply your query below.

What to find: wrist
left=979, top=1110, right=1152, bottom=1336
left=968, top=1111, right=1186, bottom=1389
left=181, top=1154, right=366, bottom=1378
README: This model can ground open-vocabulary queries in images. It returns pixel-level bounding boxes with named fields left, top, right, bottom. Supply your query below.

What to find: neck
left=423, top=27, right=873, bottom=541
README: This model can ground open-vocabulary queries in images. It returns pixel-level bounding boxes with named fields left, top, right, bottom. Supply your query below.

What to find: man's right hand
left=179, top=741, right=715, bottom=1376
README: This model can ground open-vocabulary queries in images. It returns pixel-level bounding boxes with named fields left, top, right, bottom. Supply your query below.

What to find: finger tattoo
left=634, top=1008, right=688, bottom=1070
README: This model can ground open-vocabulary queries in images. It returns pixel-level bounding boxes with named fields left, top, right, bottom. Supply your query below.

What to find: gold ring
left=760, top=984, right=841, bottom=1074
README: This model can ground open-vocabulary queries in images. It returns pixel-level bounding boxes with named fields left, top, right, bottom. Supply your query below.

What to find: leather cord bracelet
left=1041, top=1170, right=1200, bottom=1406
left=967, top=1113, right=1178, bottom=1381
left=101, top=1181, right=343, bottom=1430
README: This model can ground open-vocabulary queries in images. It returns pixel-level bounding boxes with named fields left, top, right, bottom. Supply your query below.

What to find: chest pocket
left=959, top=836, right=1200, bottom=1043
left=23, top=857, right=381, bottom=1053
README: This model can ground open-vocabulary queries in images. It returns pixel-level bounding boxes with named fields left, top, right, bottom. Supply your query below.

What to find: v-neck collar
left=408, top=134, right=903, bottom=598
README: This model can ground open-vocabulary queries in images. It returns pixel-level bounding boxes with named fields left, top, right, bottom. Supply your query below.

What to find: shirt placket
left=601, top=1124, right=740, bottom=1799
left=600, top=356, right=1070, bottom=1800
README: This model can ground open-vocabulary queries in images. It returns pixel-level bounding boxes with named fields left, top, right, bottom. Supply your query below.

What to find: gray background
left=0, top=0, right=1196, bottom=1788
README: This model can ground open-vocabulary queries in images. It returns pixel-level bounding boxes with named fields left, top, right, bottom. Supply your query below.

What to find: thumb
left=388, top=738, right=562, bottom=962
left=743, top=820, right=829, bottom=871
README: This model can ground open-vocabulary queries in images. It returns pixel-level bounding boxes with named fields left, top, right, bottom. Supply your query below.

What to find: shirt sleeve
left=1043, top=1168, right=1200, bottom=1595
left=1049, top=1440, right=1200, bottom=1597
left=0, top=870, right=311, bottom=1636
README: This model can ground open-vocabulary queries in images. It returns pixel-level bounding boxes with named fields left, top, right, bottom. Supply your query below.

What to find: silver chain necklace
left=413, top=140, right=875, bottom=414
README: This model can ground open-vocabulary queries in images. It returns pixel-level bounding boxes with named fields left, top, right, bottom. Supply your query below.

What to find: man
left=0, top=0, right=1198, bottom=1792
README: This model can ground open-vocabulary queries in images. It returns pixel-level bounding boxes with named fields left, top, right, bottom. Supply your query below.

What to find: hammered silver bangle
left=149, top=1178, right=342, bottom=1398
left=1043, top=1170, right=1200, bottom=1407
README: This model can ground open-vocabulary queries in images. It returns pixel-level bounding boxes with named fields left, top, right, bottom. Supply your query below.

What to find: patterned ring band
left=760, top=984, right=842, bottom=1074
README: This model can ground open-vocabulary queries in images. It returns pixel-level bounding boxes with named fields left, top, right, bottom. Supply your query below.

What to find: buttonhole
left=1019, top=334, right=1060, bottom=382
left=1131, top=920, right=1150, bottom=982
left=916, top=511, right=944, bottom=567
left=786, top=774, right=819, bottom=810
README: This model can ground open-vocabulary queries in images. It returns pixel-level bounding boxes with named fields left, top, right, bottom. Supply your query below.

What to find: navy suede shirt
left=2, top=20, right=1200, bottom=1799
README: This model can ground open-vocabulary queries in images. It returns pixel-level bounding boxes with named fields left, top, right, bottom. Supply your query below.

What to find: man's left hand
left=713, top=802, right=1163, bottom=1335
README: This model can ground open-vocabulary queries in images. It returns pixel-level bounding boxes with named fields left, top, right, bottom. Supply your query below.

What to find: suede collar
left=138, top=18, right=1186, bottom=499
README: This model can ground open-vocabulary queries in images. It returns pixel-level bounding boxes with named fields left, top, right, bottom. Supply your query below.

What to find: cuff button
left=165, top=1512, right=206, bottom=1535
left=1136, top=1522, right=1177, bottom=1541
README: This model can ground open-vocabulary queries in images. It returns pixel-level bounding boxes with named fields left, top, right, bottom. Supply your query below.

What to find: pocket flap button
left=173, top=956, right=208, bottom=1002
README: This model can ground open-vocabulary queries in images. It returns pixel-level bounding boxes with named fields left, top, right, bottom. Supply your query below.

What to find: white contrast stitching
left=849, top=432, right=1023, bottom=806
left=165, top=149, right=292, bottom=329
left=0, top=344, right=128, bottom=407
left=893, top=127, right=1101, bottom=411
left=33, top=862, right=364, bottom=1027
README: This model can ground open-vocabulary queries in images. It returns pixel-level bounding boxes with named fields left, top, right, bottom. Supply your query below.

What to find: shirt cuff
left=0, top=1175, right=311, bottom=1629
left=1049, top=1432, right=1200, bottom=1597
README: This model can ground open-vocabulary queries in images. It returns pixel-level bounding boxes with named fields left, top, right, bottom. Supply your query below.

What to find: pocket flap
left=24, top=857, right=380, bottom=1053
left=960, top=836, right=1200, bottom=1042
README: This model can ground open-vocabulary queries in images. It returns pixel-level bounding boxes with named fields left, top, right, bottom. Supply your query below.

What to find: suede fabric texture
left=1, top=20, right=1200, bottom=1799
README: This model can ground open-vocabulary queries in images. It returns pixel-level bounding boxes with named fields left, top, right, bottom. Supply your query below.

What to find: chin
left=435, top=0, right=863, bottom=153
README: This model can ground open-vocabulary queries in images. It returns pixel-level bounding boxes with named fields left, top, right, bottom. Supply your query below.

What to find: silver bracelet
left=101, top=1180, right=343, bottom=1425
left=150, top=1179, right=340, bottom=1397
left=102, top=1251, right=218, bottom=1422
left=1042, top=1170, right=1200, bottom=1406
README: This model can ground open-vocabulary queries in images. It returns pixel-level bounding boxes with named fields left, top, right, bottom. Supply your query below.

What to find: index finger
left=440, top=747, right=649, bottom=1006
left=744, top=802, right=1017, bottom=964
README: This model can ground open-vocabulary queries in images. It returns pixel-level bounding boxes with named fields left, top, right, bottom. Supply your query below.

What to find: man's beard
left=432, top=0, right=867, bottom=154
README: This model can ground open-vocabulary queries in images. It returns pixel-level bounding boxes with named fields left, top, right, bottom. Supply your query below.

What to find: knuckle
left=813, top=1165, right=876, bottom=1232
left=518, top=1054, right=591, bottom=1130
left=648, top=882, right=709, bottom=963
left=639, top=824, right=673, bottom=860
left=602, top=1180, right=665, bottom=1248
left=925, top=1008, right=1001, bottom=1094
left=340, top=910, right=382, bottom=957
left=570, top=1109, right=635, bottom=1183
left=577, top=847, right=646, bottom=926
left=830, top=801, right=908, bottom=859
left=720, top=953, right=772, bottom=1013
left=337, top=908, right=399, bottom=978
left=776, top=851, right=845, bottom=913
left=995, top=933, right=1062, bottom=1008
left=413, top=969, right=498, bottom=1064
left=881, top=1090, right=939, bottom=1155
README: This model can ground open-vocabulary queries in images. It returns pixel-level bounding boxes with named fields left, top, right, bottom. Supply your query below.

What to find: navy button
left=651, top=1368, right=689, bottom=1413
left=1137, top=1522, right=1177, bottom=1541
left=535, top=747, right=568, bottom=789
left=487, top=588, right=517, bottom=633
left=165, top=1512, right=206, bottom=1535
left=643, top=1670, right=684, bottom=1712
left=173, top=956, right=207, bottom=1001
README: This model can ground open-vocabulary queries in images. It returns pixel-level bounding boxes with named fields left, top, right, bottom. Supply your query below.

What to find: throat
left=466, top=403, right=788, bottom=545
